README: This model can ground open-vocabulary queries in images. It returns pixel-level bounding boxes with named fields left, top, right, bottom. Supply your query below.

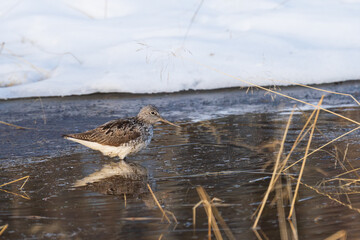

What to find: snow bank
left=0, top=0, right=359, bottom=99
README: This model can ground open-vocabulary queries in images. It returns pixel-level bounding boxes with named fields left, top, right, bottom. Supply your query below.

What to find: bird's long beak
left=159, top=118, right=180, bottom=127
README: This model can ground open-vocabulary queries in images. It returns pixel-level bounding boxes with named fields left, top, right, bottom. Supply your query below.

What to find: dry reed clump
left=248, top=95, right=359, bottom=239
left=180, top=56, right=359, bottom=239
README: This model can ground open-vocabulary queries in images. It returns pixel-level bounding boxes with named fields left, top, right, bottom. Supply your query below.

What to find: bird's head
left=137, top=105, right=179, bottom=127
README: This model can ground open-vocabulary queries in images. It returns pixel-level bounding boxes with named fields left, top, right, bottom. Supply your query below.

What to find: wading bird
left=64, top=105, right=179, bottom=160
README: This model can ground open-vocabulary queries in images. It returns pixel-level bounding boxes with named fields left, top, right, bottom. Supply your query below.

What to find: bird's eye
left=150, top=111, right=155, bottom=115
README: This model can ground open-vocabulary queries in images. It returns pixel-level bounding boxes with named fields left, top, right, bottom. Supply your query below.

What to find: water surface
left=1, top=83, right=360, bottom=239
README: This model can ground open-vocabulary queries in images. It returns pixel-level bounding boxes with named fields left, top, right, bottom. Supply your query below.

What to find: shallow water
left=1, top=83, right=360, bottom=239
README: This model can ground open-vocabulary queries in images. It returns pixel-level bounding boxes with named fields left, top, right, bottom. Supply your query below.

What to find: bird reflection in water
left=73, top=161, right=148, bottom=198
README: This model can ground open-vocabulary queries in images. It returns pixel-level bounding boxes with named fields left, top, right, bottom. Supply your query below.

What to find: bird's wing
left=64, top=118, right=142, bottom=146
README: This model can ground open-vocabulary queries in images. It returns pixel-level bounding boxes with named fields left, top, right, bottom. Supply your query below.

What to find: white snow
left=0, top=0, right=359, bottom=99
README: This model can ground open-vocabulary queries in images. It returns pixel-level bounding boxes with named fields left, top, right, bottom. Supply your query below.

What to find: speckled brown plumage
left=64, top=118, right=144, bottom=147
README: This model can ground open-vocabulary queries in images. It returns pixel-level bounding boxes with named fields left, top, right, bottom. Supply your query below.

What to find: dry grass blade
left=288, top=220, right=298, bottom=240
left=252, top=229, right=264, bottom=240
left=0, top=120, right=32, bottom=130
left=278, top=79, right=360, bottom=106
left=193, top=199, right=213, bottom=239
left=0, top=176, right=30, bottom=189
left=252, top=107, right=294, bottom=229
left=252, top=228, right=270, bottom=240
left=286, top=175, right=299, bottom=240
left=288, top=95, right=324, bottom=219
left=165, top=210, right=178, bottom=224
left=271, top=106, right=318, bottom=186
left=275, top=179, right=289, bottom=240
left=334, top=167, right=360, bottom=178
left=122, top=217, right=163, bottom=221
left=324, top=230, right=347, bottom=240
left=336, top=144, right=360, bottom=179
left=207, top=201, right=212, bottom=240
left=65, top=4, right=95, bottom=19
left=5, top=48, right=50, bottom=77
left=161, top=169, right=295, bottom=181
left=0, top=224, right=8, bottom=236
left=182, top=0, right=204, bottom=46
left=0, top=176, right=30, bottom=200
left=0, top=188, right=30, bottom=200
left=146, top=184, right=171, bottom=224
left=124, top=193, right=127, bottom=208
left=193, top=200, right=203, bottom=230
